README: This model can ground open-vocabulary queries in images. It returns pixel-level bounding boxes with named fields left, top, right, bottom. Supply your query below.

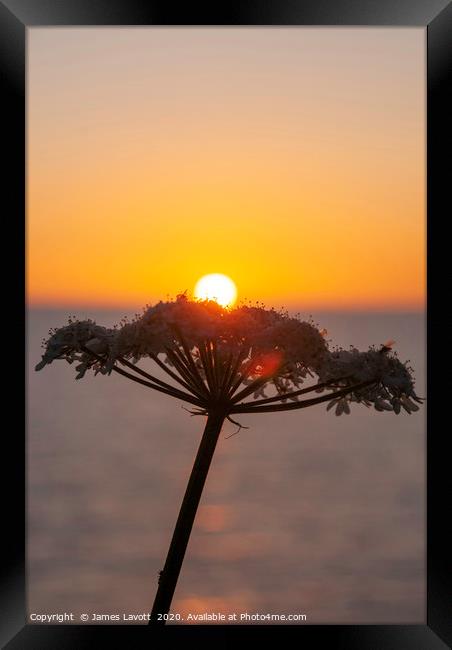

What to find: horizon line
left=26, top=300, right=426, bottom=314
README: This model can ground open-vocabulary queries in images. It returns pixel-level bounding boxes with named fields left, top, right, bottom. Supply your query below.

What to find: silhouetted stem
left=235, top=376, right=351, bottom=408
left=224, top=347, right=248, bottom=395
left=231, top=380, right=376, bottom=414
left=198, top=343, right=216, bottom=394
left=116, top=355, right=196, bottom=396
left=150, top=353, right=206, bottom=399
left=219, top=352, right=234, bottom=397
left=211, top=341, right=220, bottom=391
left=172, top=327, right=210, bottom=398
left=171, top=343, right=210, bottom=399
left=80, top=346, right=202, bottom=406
left=164, top=347, right=206, bottom=399
left=110, top=364, right=203, bottom=405
left=227, top=354, right=255, bottom=398
left=230, top=374, right=274, bottom=404
left=149, top=410, right=225, bottom=625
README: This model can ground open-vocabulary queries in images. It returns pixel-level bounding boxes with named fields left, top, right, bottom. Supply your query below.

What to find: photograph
left=26, top=26, right=427, bottom=628
left=1, top=0, right=450, bottom=645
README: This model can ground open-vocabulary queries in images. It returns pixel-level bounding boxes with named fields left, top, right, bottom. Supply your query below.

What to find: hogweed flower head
left=35, top=292, right=424, bottom=625
left=35, top=293, right=423, bottom=418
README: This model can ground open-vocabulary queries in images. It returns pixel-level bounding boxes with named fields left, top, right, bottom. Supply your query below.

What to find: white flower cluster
left=35, top=295, right=422, bottom=415
left=35, top=318, right=116, bottom=379
left=317, top=345, right=422, bottom=415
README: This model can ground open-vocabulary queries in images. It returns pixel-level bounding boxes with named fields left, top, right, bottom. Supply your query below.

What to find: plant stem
left=149, top=409, right=226, bottom=625
left=230, top=380, right=376, bottom=413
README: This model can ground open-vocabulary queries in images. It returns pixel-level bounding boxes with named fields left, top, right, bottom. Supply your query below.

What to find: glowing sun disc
left=194, top=274, right=237, bottom=307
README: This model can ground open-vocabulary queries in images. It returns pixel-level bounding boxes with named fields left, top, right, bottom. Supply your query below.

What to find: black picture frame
left=2, top=1, right=450, bottom=647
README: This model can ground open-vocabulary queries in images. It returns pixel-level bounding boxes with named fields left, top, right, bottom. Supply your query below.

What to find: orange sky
left=27, top=28, right=425, bottom=311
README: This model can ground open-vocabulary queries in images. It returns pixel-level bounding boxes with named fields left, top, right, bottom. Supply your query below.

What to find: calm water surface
left=27, top=309, right=425, bottom=624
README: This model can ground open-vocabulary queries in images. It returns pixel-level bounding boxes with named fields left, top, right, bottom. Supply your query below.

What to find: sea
left=27, top=309, right=425, bottom=624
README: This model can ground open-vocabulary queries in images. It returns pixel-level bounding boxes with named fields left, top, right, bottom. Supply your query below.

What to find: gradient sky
left=27, top=28, right=425, bottom=310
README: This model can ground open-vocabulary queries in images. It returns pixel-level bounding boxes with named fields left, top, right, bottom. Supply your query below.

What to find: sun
left=193, top=273, right=237, bottom=308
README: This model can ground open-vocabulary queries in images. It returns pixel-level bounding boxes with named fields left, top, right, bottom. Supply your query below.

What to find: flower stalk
left=35, top=294, right=423, bottom=625
left=149, top=410, right=226, bottom=625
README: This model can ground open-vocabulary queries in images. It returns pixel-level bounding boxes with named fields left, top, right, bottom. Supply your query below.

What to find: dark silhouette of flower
left=35, top=293, right=423, bottom=625
left=36, top=293, right=422, bottom=416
